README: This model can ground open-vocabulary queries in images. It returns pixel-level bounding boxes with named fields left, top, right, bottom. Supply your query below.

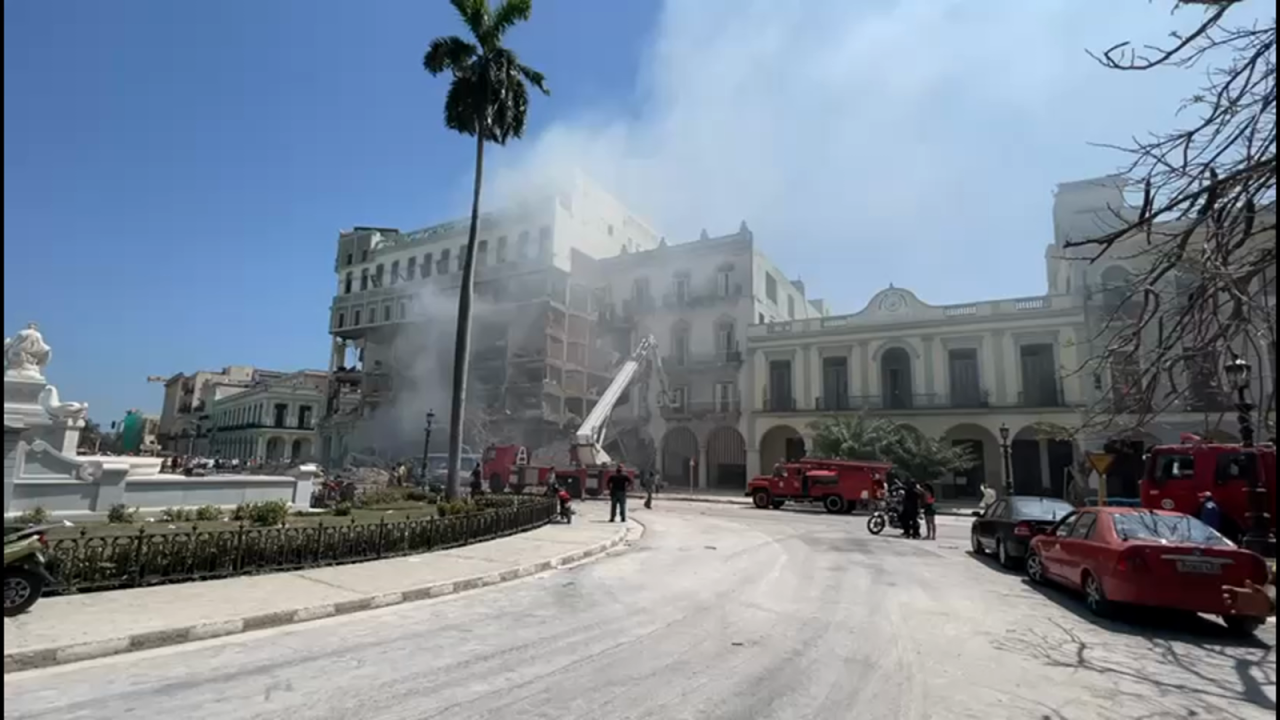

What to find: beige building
left=746, top=176, right=1276, bottom=501
left=582, top=223, right=823, bottom=490
left=204, top=370, right=327, bottom=463
left=157, top=365, right=289, bottom=453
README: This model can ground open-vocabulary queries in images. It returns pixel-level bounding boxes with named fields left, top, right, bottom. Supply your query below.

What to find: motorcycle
left=866, top=484, right=920, bottom=536
left=5, top=525, right=59, bottom=617
left=549, top=487, right=575, bottom=524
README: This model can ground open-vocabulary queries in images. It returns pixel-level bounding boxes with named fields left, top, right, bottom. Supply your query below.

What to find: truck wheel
left=752, top=489, right=772, bottom=509
left=823, top=495, right=846, bottom=514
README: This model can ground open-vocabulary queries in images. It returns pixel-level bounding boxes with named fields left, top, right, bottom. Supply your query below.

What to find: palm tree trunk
left=445, top=129, right=486, bottom=500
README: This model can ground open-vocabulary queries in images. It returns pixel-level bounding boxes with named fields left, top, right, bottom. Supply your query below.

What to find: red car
left=1026, top=507, right=1271, bottom=635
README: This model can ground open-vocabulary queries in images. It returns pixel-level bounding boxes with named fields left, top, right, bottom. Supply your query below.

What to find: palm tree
left=424, top=0, right=549, bottom=499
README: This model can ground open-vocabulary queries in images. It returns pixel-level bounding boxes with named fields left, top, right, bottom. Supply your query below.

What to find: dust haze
left=485, top=0, right=1246, bottom=309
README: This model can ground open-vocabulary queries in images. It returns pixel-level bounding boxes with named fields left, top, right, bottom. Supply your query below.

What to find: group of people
left=896, top=477, right=938, bottom=540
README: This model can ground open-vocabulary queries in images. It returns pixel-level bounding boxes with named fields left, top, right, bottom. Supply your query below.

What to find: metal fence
left=46, top=497, right=557, bottom=593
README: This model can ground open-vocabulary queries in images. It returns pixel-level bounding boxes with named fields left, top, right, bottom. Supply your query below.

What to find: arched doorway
left=661, top=426, right=699, bottom=490
left=759, top=424, right=803, bottom=473
left=880, top=347, right=914, bottom=409
left=265, top=437, right=285, bottom=462
left=706, top=426, right=748, bottom=490
left=290, top=439, right=304, bottom=462
left=942, top=424, right=1000, bottom=500
left=1010, top=425, right=1075, bottom=497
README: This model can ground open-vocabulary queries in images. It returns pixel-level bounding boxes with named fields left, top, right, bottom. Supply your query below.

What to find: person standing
left=642, top=469, right=655, bottom=510
left=607, top=465, right=632, bottom=522
left=1197, top=492, right=1223, bottom=533
left=899, top=477, right=921, bottom=539
left=921, top=483, right=938, bottom=540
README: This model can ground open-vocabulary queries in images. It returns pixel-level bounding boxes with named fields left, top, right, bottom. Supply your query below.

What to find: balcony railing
left=1017, top=384, right=1067, bottom=408
left=661, top=400, right=742, bottom=419
left=761, top=395, right=798, bottom=412
left=663, top=347, right=744, bottom=370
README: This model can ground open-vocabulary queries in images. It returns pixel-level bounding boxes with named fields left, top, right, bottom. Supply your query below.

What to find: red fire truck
left=746, top=458, right=893, bottom=514
left=1141, top=436, right=1276, bottom=542
left=481, top=335, right=663, bottom=499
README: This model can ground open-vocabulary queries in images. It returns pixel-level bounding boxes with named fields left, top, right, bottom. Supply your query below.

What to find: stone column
left=698, top=443, right=709, bottom=490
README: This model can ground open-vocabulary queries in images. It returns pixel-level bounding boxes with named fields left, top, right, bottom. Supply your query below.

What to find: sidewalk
left=629, top=491, right=981, bottom=516
left=4, top=503, right=639, bottom=674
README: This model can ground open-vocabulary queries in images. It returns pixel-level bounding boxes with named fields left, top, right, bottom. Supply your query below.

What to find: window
left=383, top=304, right=392, bottom=322
left=667, top=386, right=687, bottom=411
left=497, top=236, right=508, bottom=263
left=360, top=268, right=370, bottom=291
left=787, top=295, right=796, bottom=319
left=374, top=263, right=385, bottom=288
left=1112, top=513, right=1230, bottom=546
left=821, top=356, right=849, bottom=410
left=758, top=312, right=765, bottom=324
left=1215, top=452, right=1256, bottom=485
left=671, top=325, right=690, bottom=366
left=1069, top=513, right=1097, bottom=540
left=346, top=253, right=353, bottom=266
left=517, top=230, right=531, bottom=260
left=765, top=273, right=778, bottom=303
left=632, top=276, right=650, bottom=301
left=390, top=260, right=400, bottom=285
left=438, top=249, right=450, bottom=275
left=477, top=240, right=489, bottom=268
left=456, top=248, right=465, bottom=272
left=538, top=226, right=552, bottom=259
left=714, top=382, right=736, bottom=412
left=1053, top=514, right=1079, bottom=537
left=336, top=312, right=345, bottom=329
left=423, top=253, right=433, bottom=278
left=674, top=274, right=690, bottom=304
left=361, top=249, right=369, bottom=263
left=344, top=272, right=353, bottom=295
left=353, top=309, right=362, bottom=326
left=407, top=256, right=417, bottom=279
left=1155, top=454, right=1195, bottom=481
left=717, top=270, right=732, bottom=297
left=715, top=321, right=736, bottom=355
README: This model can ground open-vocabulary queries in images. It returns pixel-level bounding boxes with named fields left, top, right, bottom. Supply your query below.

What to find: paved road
left=5, top=503, right=1275, bottom=720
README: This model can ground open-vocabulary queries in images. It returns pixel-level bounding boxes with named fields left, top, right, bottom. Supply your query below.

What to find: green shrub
left=194, top=504, right=222, bottom=522
left=405, top=488, right=436, bottom=503
left=247, top=499, right=290, bottom=527
left=332, top=501, right=354, bottom=517
left=359, top=486, right=415, bottom=507
left=161, top=506, right=195, bottom=522
left=17, top=506, right=50, bottom=526
left=106, top=503, right=137, bottom=524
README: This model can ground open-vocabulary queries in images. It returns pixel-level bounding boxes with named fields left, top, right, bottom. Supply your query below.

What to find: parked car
left=971, top=496, right=1076, bottom=569
left=1026, top=507, right=1272, bottom=635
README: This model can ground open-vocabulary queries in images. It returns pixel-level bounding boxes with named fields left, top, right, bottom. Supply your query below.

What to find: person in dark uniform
left=899, top=476, right=921, bottom=539
left=607, top=465, right=632, bottom=522
left=469, top=464, right=484, bottom=496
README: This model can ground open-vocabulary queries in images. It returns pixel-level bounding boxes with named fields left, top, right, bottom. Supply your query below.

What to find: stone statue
left=39, top=384, right=88, bottom=421
left=5, top=322, right=53, bottom=380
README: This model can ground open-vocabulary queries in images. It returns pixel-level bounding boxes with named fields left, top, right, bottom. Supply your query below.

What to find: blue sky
left=4, top=0, right=1263, bottom=424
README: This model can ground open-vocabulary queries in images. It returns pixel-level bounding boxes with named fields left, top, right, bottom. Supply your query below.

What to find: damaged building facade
left=320, top=176, right=665, bottom=467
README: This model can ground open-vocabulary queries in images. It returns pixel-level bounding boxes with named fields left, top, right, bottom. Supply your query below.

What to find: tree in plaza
left=1067, top=1, right=1276, bottom=436
left=809, top=415, right=975, bottom=482
left=423, top=0, right=549, bottom=499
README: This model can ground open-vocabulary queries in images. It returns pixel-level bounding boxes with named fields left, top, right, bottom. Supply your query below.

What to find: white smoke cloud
left=486, top=0, right=1251, bottom=309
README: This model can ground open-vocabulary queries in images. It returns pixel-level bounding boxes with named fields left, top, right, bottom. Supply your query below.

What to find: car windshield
left=1012, top=497, right=1076, bottom=521
left=1112, top=513, right=1232, bottom=547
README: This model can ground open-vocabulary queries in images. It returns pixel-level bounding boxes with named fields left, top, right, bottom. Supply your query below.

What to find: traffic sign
left=1086, top=452, right=1114, bottom=476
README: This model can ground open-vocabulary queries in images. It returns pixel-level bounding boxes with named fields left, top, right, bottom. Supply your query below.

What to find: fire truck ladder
left=571, top=335, right=667, bottom=468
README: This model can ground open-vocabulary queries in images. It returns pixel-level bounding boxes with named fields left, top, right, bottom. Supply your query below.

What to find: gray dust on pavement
left=4, top=502, right=1275, bottom=720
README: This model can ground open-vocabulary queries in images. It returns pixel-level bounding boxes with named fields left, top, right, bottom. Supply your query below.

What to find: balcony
left=661, top=287, right=744, bottom=310
left=663, top=347, right=744, bottom=371
left=661, top=399, right=742, bottom=421
left=761, top=394, right=799, bottom=412
left=1016, top=384, right=1067, bottom=408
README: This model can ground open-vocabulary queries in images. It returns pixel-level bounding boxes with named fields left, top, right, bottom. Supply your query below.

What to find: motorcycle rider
left=898, top=474, right=921, bottom=539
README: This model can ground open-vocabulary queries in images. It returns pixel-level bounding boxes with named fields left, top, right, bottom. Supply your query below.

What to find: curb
left=3, top=522, right=634, bottom=675
left=627, top=493, right=979, bottom=517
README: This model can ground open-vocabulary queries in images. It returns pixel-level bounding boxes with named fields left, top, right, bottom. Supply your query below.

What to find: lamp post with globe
left=999, top=423, right=1013, bottom=497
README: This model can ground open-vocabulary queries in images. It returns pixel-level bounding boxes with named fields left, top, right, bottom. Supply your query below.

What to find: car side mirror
left=971, top=510, right=982, bottom=517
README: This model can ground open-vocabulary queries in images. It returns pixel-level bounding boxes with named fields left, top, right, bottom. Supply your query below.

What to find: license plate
left=1176, top=560, right=1221, bottom=575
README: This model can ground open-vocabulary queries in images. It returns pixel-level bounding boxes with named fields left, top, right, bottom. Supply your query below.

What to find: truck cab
left=1142, top=441, right=1276, bottom=542
left=747, top=458, right=892, bottom=514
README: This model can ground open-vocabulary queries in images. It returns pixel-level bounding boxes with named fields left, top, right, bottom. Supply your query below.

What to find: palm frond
left=485, top=0, right=533, bottom=47
left=423, top=35, right=478, bottom=76
left=449, top=0, right=490, bottom=38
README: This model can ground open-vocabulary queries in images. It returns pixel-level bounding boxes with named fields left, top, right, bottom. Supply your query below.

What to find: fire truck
left=482, top=335, right=668, bottom=499
left=746, top=458, right=893, bottom=514
left=1141, top=435, right=1276, bottom=543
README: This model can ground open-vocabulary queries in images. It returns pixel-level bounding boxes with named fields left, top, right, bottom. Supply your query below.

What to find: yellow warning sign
left=1086, top=452, right=1115, bottom=476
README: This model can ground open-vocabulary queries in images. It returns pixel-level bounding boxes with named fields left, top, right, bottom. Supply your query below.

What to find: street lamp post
left=1224, top=353, right=1273, bottom=556
left=999, top=423, right=1013, bottom=497
left=420, top=410, right=436, bottom=482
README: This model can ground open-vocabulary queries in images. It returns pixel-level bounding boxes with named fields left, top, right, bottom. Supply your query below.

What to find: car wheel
left=752, top=490, right=772, bottom=509
left=1222, top=615, right=1266, bottom=637
left=997, top=539, right=1019, bottom=570
left=971, top=529, right=984, bottom=555
left=1025, top=551, right=1046, bottom=584
left=1082, top=572, right=1112, bottom=618
left=4, top=569, right=45, bottom=617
